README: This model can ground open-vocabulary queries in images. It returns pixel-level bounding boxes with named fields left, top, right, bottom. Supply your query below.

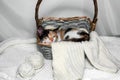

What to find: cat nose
left=50, top=38, right=53, bottom=42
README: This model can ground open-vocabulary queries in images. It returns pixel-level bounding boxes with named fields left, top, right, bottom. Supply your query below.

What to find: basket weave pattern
left=35, top=0, right=98, bottom=59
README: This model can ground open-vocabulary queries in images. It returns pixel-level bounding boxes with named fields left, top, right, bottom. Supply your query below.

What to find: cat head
left=37, top=25, right=59, bottom=43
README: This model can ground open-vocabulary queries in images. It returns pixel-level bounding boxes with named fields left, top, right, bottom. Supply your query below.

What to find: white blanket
left=0, top=38, right=40, bottom=80
left=0, top=36, right=120, bottom=80
left=52, top=31, right=118, bottom=80
left=0, top=38, right=55, bottom=80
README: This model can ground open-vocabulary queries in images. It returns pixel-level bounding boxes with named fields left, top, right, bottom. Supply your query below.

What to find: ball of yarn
left=26, top=53, right=44, bottom=70
left=18, top=62, right=35, bottom=78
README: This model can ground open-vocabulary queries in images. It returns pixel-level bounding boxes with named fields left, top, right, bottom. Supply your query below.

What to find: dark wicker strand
left=35, top=0, right=42, bottom=29
left=93, top=0, right=98, bottom=24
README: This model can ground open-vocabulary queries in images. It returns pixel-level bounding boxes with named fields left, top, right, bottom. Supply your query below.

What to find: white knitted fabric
left=17, top=53, right=44, bottom=79
left=52, top=42, right=85, bottom=80
left=51, top=31, right=118, bottom=80
left=83, top=31, right=118, bottom=73
left=17, top=62, right=35, bottom=78
left=26, top=53, right=44, bottom=70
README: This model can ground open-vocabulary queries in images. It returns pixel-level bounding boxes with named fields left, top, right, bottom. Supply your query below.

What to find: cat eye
left=44, top=37, right=48, bottom=39
left=53, top=36, right=56, bottom=38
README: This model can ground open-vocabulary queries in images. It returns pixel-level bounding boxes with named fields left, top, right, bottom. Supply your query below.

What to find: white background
left=0, top=0, right=120, bottom=41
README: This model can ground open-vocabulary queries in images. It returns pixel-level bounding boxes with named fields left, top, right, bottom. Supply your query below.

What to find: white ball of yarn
left=26, top=53, right=44, bottom=70
left=18, top=63, right=35, bottom=78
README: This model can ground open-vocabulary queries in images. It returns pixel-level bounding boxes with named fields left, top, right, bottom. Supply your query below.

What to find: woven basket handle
left=35, top=0, right=98, bottom=30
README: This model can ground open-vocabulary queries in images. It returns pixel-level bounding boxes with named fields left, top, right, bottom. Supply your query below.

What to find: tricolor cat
left=37, top=26, right=90, bottom=45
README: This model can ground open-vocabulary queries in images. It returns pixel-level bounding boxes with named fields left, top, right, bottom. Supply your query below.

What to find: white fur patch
left=64, top=28, right=89, bottom=39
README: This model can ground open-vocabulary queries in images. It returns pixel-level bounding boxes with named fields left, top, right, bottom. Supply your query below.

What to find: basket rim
left=38, top=16, right=92, bottom=22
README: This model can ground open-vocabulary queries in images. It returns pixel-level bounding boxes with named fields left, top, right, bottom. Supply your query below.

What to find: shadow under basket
left=35, top=0, right=98, bottom=60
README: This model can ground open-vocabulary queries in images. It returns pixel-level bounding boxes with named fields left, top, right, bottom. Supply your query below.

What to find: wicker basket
left=35, top=0, right=98, bottom=59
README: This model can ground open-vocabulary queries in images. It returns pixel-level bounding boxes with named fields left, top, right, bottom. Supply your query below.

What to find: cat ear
left=37, top=27, right=44, bottom=36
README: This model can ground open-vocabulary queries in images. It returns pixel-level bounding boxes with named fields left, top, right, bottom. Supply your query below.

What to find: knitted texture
left=51, top=31, right=118, bottom=80
left=52, top=42, right=85, bottom=80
